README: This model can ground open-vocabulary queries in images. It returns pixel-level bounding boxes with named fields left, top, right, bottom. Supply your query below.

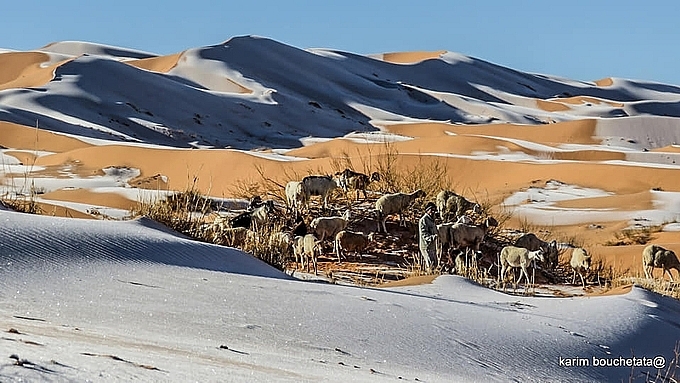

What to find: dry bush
left=240, top=224, right=291, bottom=271
left=604, top=225, right=662, bottom=246
left=131, top=185, right=211, bottom=238
left=131, top=183, right=291, bottom=271
left=591, top=253, right=680, bottom=300
left=1, top=191, right=42, bottom=215
left=630, top=341, right=680, bottom=382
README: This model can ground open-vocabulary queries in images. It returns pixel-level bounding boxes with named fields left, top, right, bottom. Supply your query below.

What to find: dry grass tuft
left=604, top=225, right=662, bottom=246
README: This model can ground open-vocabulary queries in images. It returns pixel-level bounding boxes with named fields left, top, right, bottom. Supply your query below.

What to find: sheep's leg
left=665, top=267, right=674, bottom=282
left=516, top=266, right=527, bottom=286
left=580, top=272, right=586, bottom=288
left=313, top=252, right=318, bottom=276
left=572, top=270, right=577, bottom=285
left=334, top=240, right=341, bottom=263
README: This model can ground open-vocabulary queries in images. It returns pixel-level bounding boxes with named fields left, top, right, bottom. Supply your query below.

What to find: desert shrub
left=604, top=225, right=661, bottom=246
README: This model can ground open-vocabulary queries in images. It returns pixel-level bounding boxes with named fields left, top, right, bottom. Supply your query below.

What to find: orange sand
left=380, top=51, right=447, bottom=64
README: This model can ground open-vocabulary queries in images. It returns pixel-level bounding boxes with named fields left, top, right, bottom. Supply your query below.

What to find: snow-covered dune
left=1, top=209, right=679, bottom=382
left=2, top=36, right=680, bottom=150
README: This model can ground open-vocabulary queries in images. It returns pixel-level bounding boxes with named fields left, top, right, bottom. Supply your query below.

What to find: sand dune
left=379, top=50, right=447, bottom=64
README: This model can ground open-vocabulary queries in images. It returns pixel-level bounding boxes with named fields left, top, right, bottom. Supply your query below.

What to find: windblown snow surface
left=1, top=210, right=680, bottom=382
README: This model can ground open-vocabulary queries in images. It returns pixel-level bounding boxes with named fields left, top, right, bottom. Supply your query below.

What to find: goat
left=499, top=246, right=545, bottom=289
left=230, top=200, right=276, bottom=230
left=248, top=195, right=263, bottom=209
left=301, top=175, right=339, bottom=209
left=291, top=216, right=308, bottom=237
left=570, top=248, right=592, bottom=288
left=375, top=189, right=426, bottom=233
left=309, top=210, right=351, bottom=244
left=298, top=234, right=321, bottom=274
left=335, top=168, right=380, bottom=201
left=285, top=181, right=308, bottom=218
left=642, top=244, right=680, bottom=281
left=515, top=233, right=559, bottom=270
left=335, top=230, right=374, bottom=262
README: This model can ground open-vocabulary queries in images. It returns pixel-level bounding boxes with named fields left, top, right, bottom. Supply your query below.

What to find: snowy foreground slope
left=1, top=209, right=680, bottom=382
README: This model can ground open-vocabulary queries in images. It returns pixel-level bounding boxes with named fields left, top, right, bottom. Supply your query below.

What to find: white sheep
left=499, top=246, right=545, bottom=289
left=335, top=168, right=380, bottom=201
left=642, top=244, right=680, bottom=281
left=269, top=231, right=294, bottom=261
left=335, top=230, right=374, bottom=262
left=375, top=189, right=426, bottom=233
left=570, top=248, right=592, bottom=288
left=292, top=234, right=321, bottom=274
left=515, top=233, right=560, bottom=269
left=309, top=210, right=351, bottom=243
left=301, top=175, right=339, bottom=209
left=285, top=181, right=308, bottom=218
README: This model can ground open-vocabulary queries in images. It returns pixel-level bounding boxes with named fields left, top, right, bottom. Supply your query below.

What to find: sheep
left=570, top=248, right=592, bottom=288
left=449, top=217, right=498, bottom=253
left=499, top=246, right=545, bottom=288
left=285, top=181, right=308, bottom=218
left=642, top=244, right=680, bottom=281
left=436, top=190, right=456, bottom=218
left=217, top=227, right=256, bottom=248
left=335, top=230, right=374, bottom=262
left=230, top=200, right=276, bottom=230
left=334, top=168, right=381, bottom=201
left=436, top=190, right=481, bottom=221
left=294, top=234, right=321, bottom=274
left=309, top=210, right=351, bottom=244
left=436, top=222, right=456, bottom=259
left=515, top=233, right=559, bottom=270
left=436, top=216, right=473, bottom=259
left=293, top=235, right=306, bottom=269
left=375, top=189, right=426, bottom=233
left=301, top=175, right=339, bottom=209
left=446, top=217, right=497, bottom=272
left=269, top=231, right=294, bottom=261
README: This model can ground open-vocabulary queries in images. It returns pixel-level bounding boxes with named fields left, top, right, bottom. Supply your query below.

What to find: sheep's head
left=582, top=254, right=592, bottom=270
left=370, top=172, right=381, bottom=182
left=532, top=249, right=545, bottom=263
left=414, top=189, right=426, bottom=199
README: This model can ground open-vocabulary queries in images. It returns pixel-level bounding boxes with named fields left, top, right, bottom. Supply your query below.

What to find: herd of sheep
left=205, top=168, right=680, bottom=291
